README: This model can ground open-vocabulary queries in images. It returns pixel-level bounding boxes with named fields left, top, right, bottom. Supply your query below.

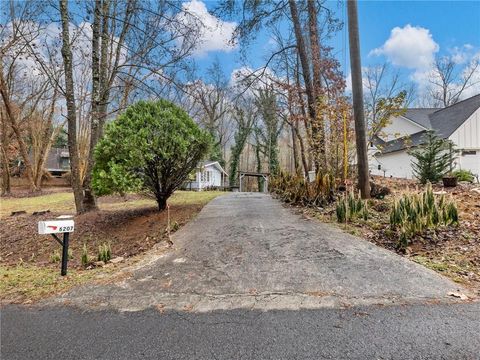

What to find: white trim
left=202, top=161, right=228, bottom=176
left=398, top=115, right=429, bottom=131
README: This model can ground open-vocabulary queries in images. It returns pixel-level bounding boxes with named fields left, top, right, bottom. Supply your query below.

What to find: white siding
left=187, top=165, right=223, bottom=190
left=456, top=151, right=480, bottom=176
left=380, top=116, right=426, bottom=142
left=448, top=108, right=480, bottom=176
left=373, top=149, right=480, bottom=179
left=449, top=108, right=480, bottom=149
left=371, top=151, right=415, bottom=179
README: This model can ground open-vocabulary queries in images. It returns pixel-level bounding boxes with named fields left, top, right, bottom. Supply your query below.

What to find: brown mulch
left=287, top=176, right=480, bottom=293
left=361, top=177, right=480, bottom=292
left=0, top=203, right=203, bottom=268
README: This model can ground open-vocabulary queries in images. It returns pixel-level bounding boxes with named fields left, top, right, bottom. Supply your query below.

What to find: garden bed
left=281, top=176, right=480, bottom=294
left=0, top=190, right=223, bottom=303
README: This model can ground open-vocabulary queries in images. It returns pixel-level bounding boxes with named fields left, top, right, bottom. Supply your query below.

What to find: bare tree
left=429, top=56, right=480, bottom=107
left=59, top=0, right=85, bottom=212
left=363, top=63, right=413, bottom=140
left=0, top=1, right=63, bottom=191
left=55, top=0, right=205, bottom=213
left=185, top=60, right=233, bottom=166
left=254, top=85, right=284, bottom=175
left=0, top=106, right=13, bottom=195
left=229, top=100, right=256, bottom=186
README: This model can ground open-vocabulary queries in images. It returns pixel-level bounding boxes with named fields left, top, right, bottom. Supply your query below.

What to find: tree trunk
left=156, top=195, right=167, bottom=211
left=0, top=62, right=37, bottom=192
left=59, top=0, right=85, bottom=213
left=296, top=127, right=310, bottom=179
left=255, top=142, right=264, bottom=192
left=307, top=0, right=327, bottom=172
left=33, top=89, right=59, bottom=189
left=0, top=142, right=11, bottom=195
left=82, top=0, right=133, bottom=212
left=347, top=0, right=370, bottom=199
left=294, top=61, right=313, bottom=172
left=288, top=0, right=315, bottom=122
left=289, top=0, right=323, bottom=174
left=81, top=0, right=103, bottom=212
left=229, top=127, right=250, bottom=186
left=290, top=122, right=300, bottom=175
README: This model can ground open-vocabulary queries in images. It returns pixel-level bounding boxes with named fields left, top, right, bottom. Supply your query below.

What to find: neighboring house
left=45, top=147, right=70, bottom=176
left=370, top=94, right=480, bottom=179
left=184, top=160, right=228, bottom=190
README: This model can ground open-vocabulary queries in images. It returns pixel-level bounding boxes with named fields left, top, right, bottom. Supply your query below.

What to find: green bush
left=50, top=250, right=61, bottom=263
left=452, top=169, right=474, bottom=182
left=389, top=183, right=459, bottom=248
left=92, top=99, right=211, bottom=210
left=81, top=244, right=89, bottom=267
left=97, top=243, right=111, bottom=263
left=336, top=190, right=368, bottom=223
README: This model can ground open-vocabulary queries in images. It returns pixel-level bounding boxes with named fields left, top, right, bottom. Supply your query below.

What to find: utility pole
left=347, top=0, right=370, bottom=199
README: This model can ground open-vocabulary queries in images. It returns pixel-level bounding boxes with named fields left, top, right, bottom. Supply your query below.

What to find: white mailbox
left=38, top=220, right=74, bottom=235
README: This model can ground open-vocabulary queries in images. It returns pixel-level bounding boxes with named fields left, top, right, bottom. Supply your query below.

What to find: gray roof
left=376, top=131, right=428, bottom=154
left=429, top=94, right=480, bottom=138
left=402, top=108, right=437, bottom=128
left=377, top=94, right=480, bottom=154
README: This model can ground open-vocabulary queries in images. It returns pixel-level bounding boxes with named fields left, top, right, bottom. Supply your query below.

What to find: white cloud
left=344, top=68, right=371, bottom=94
left=370, top=24, right=439, bottom=69
left=177, top=0, right=237, bottom=57
left=448, top=44, right=477, bottom=64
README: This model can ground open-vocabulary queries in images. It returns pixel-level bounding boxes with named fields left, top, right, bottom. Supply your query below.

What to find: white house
left=370, top=94, right=480, bottom=179
left=184, top=160, right=228, bottom=190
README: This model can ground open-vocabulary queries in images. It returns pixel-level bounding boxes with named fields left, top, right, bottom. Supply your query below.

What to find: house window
left=201, top=171, right=211, bottom=182
left=461, top=150, right=476, bottom=156
left=60, top=157, right=70, bottom=169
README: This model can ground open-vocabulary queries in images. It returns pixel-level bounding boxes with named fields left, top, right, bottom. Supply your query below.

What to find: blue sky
left=192, top=0, right=480, bottom=98
left=357, top=1, right=480, bottom=65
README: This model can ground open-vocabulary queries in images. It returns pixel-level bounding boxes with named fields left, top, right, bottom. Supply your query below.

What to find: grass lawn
left=0, top=190, right=224, bottom=303
left=0, top=265, right=112, bottom=303
left=1, top=190, right=223, bottom=217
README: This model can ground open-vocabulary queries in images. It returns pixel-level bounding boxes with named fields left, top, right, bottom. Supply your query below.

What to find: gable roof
left=198, top=160, right=228, bottom=176
left=377, top=93, right=480, bottom=155
left=429, top=93, right=480, bottom=138
left=402, top=108, right=437, bottom=128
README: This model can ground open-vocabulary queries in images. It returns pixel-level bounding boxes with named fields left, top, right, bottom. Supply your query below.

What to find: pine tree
left=409, top=131, right=456, bottom=184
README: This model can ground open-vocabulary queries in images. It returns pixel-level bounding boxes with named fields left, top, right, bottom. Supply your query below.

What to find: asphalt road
left=2, top=303, right=479, bottom=360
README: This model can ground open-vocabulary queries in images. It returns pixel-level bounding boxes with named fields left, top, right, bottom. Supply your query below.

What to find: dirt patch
left=1, top=190, right=223, bottom=303
left=1, top=203, right=205, bottom=268
left=1, top=190, right=223, bottom=268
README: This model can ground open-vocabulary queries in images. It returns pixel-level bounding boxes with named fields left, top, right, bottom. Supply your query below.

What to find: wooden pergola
left=238, top=171, right=270, bottom=192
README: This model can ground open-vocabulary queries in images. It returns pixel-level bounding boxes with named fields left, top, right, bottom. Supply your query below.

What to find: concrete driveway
left=50, top=192, right=467, bottom=312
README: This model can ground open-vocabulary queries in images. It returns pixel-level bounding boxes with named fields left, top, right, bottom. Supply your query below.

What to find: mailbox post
left=38, top=218, right=74, bottom=276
